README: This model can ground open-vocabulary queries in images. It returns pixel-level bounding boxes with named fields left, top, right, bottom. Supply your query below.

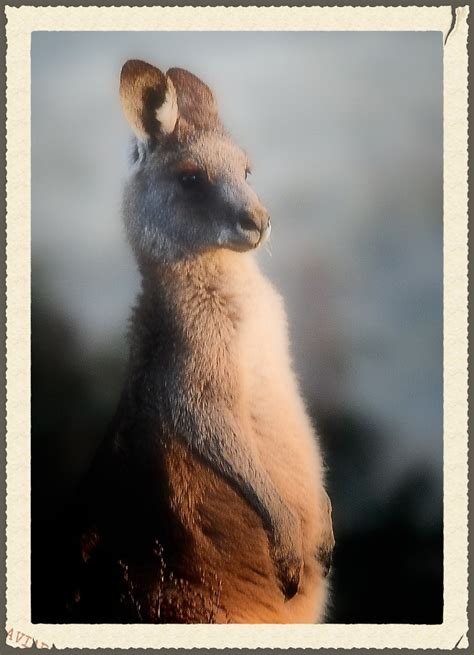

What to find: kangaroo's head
left=119, top=60, right=271, bottom=264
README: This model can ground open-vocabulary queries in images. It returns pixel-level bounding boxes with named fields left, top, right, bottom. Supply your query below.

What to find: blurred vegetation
left=316, top=410, right=442, bottom=623
left=32, top=278, right=127, bottom=521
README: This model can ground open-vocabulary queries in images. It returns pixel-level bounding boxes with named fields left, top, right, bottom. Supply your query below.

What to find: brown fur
left=67, top=61, right=334, bottom=624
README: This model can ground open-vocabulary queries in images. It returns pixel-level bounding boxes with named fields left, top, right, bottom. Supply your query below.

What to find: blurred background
left=31, top=31, right=443, bottom=623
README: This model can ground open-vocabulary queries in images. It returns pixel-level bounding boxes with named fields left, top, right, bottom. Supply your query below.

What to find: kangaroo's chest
left=236, top=284, right=300, bottom=430
left=235, top=283, right=321, bottom=520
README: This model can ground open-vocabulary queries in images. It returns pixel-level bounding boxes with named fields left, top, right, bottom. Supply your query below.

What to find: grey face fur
left=120, top=61, right=271, bottom=265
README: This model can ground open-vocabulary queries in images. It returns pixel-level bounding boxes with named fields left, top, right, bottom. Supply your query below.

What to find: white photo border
left=5, top=5, right=469, bottom=650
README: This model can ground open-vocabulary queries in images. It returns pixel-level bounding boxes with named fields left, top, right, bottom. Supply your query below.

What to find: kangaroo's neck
left=141, top=249, right=257, bottom=308
left=129, top=250, right=259, bottom=363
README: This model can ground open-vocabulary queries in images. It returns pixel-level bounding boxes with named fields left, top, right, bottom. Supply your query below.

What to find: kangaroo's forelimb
left=172, top=400, right=303, bottom=599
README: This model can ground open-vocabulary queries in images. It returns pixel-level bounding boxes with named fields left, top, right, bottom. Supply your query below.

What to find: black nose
left=237, top=209, right=271, bottom=234
left=238, top=214, right=260, bottom=233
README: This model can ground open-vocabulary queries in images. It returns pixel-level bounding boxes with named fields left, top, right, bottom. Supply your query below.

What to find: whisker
left=264, top=237, right=273, bottom=257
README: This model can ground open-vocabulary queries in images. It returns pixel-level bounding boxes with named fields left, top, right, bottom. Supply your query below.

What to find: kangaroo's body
left=56, top=61, right=334, bottom=624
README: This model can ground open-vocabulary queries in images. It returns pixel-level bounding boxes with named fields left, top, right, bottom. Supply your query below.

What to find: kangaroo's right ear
left=120, top=60, right=178, bottom=141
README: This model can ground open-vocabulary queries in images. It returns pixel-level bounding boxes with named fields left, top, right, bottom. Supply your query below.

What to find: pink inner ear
left=167, top=68, right=221, bottom=132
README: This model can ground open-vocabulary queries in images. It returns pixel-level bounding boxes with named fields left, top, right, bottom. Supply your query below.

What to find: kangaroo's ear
left=167, top=68, right=220, bottom=132
left=120, top=60, right=178, bottom=141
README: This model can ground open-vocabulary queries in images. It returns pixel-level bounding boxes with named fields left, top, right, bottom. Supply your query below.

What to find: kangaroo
left=57, top=60, right=334, bottom=625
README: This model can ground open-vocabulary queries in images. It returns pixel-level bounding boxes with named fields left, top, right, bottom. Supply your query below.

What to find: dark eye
left=179, top=171, right=204, bottom=190
left=245, top=168, right=251, bottom=180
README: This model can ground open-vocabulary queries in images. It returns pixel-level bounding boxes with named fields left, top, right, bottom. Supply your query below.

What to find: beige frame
left=5, top=5, right=469, bottom=649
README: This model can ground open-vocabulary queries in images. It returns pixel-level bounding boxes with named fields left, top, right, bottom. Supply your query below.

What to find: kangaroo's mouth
left=235, top=222, right=261, bottom=248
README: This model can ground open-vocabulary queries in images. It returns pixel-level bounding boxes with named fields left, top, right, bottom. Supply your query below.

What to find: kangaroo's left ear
left=166, top=67, right=220, bottom=132
left=120, top=59, right=178, bottom=141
